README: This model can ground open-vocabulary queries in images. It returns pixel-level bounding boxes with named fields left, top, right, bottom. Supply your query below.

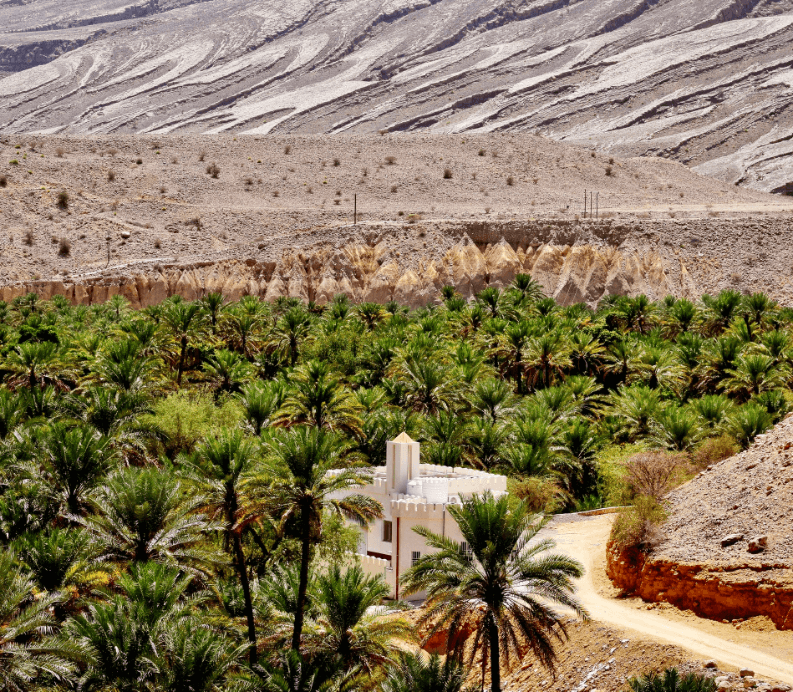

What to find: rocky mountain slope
left=1, top=134, right=791, bottom=307
left=608, top=415, right=793, bottom=630
left=1, top=0, right=792, bottom=192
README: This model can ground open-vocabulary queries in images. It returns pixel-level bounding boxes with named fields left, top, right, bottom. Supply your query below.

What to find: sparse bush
left=136, top=158, right=143, bottom=165
left=506, top=176, right=514, bottom=186
left=609, top=157, right=615, bottom=165
left=478, top=148, right=486, bottom=156
left=186, top=217, right=202, bottom=231
left=605, top=166, right=614, bottom=176
left=55, top=147, right=64, bottom=158
left=159, top=185, right=166, bottom=194
left=390, top=185, right=398, bottom=193
left=623, top=450, right=689, bottom=501
left=154, top=238, right=162, bottom=249
left=610, top=495, right=668, bottom=548
left=691, top=434, right=738, bottom=469
left=23, top=230, right=34, bottom=246
left=443, top=168, right=453, bottom=179
left=0, top=175, right=6, bottom=188
left=512, top=477, right=565, bottom=514
left=284, top=144, right=292, bottom=155
left=57, top=190, right=69, bottom=209
left=385, top=155, right=396, bottom=165
left=58, top=238, right=71, bottom=257
left=206, top=162, right=220, bottom=178
left=333, top=158, right=341, bottom=167
left=107, top=170, right=116, bottom=182
left=273, top=190, right=279, bottom=197
left=198, top=151, right=206, bottom=162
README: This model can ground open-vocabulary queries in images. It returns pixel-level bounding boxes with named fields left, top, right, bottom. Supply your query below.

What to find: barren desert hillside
left=2, top=134, right=792, bottom=307
left=1, top=0, right=792, bottom=192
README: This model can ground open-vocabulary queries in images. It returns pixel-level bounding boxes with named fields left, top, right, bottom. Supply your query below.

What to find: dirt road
left=545, top=515, right=793, bottom=685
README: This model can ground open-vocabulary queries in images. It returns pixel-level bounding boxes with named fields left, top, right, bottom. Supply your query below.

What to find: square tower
left=386, top=432, right=420, bottom=494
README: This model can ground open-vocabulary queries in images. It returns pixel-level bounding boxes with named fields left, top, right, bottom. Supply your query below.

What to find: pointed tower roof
left=392, top=431, right=415, bottom=444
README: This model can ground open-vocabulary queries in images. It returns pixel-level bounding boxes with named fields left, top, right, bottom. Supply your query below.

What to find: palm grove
left=0, top=279, right=788, bottom=691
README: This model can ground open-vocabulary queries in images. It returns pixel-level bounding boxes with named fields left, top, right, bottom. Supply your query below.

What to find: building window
left=382, top=520, right=392, bottom=543
left=459, top=541, right=473, bottom=559
left=411, top=551, right=421, bottom=566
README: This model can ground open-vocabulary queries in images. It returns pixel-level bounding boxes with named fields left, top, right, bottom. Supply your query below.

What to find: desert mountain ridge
left=1, top=0, right=792, bottom=192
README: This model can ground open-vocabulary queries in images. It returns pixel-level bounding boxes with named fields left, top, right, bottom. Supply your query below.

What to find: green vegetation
left=626, top=668, right=717, bottom=691
left=0, top=281, right=791, bottom=689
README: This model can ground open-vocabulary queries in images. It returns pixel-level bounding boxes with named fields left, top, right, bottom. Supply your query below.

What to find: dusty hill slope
left=1, top=133, right=792, bottom=308
left=0, top=0, right=792, bottom=192
left=608, top=415, right=793, bottom=630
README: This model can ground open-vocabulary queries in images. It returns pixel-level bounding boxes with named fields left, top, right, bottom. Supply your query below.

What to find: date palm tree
left=241, top=428, right=382, bottom=655
left=276, top=360, right=363, bottom=436
left=162, top=300, right=208, bottom=385
left=8, top=341, right=60, bottom=389
left=305, top=564, right=414, bottom=673
left=627, top=667, right=716, bottom=692
left=382, top=652, right=476, bottom=692
left=722, top=353, right=790, bottom=400
left=79, top=466, right=219, bottom=575
left=236, top=380, right=286, bottom=436
left=181, top=429, right=260, bottom=664
left=41, top=423, right=115, bottom=516
left=0, top=552, right=76, bottom=692
left=401, top=492, right=586, bottom=692
left=270, top=307, right=312, bottom=367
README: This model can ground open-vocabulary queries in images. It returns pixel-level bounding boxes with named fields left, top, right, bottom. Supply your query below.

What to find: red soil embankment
left=607, top=542, right=793, bottom=629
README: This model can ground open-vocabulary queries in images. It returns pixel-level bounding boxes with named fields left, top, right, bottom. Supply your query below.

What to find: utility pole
left=584, top=190, right=587, bottom=218
left=105, top=236, right=110, bottom=268
left=354, top=194, right=357, bottom=225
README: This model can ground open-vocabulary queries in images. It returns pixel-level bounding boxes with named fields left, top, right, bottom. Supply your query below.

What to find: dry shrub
left=692, top=434, right=738, bottom=470
left=385, top=155, right=396, bottom=165
left=605, top=166, right=614, bottom=176
left=0, top=175, right=6, bottom=188
left=624, top=451, right=689, bottom=501
left=478, top=148, right=486, bottom=156
left=23, top=230, right=34, bottom=246
left=390, top=185, right=398, bottom=193
left=333, top=158, right=341, bottom=167
left=57, top=190, right=69, bottom=209
left=186, top=217, right=202, bottom=231
left=154, top=238, right=162, bottom=249
left=506, top=176, right=514, bottom=186
left=107, top=170, right=116, bottom=182
left=610, top=495, right=668, bottom=549
left=107, top=148, right=118, bottom=157
left=136, top=158, right=143, bottom=165
left=513, top=477, right=565, bottom=514
left=284, top=144, right=292, bottom=155
left=58, top=238, right=71, bottom=257
left=443, top=168, right=453, bottom=179
left=206, top=163, right=220, bottom=178
left=198, top=151, right=206, bottom=162
left=55, top=147, right=65, bottom=158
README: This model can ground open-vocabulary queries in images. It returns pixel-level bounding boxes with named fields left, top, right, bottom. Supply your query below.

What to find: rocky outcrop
left=0, top=236, right=683, bottom=309
left=607, top=415, right=793, bottom=630
left=607, top=543, right=793, bottom=630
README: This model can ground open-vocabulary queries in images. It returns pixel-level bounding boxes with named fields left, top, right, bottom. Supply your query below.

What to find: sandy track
left=545, top=515, right=793, bottom=685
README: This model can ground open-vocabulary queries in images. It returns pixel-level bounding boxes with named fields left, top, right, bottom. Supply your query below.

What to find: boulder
left=747, top=536, right=767, bottom=553
left=721, top=534, right=744, bottom=547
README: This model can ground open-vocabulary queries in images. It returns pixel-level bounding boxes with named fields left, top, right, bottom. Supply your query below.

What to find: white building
left=348, top=432, right=508, bottom=599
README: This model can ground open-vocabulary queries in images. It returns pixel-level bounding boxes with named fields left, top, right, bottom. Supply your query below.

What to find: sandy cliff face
left=4, top=214, right=793, bottom=309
